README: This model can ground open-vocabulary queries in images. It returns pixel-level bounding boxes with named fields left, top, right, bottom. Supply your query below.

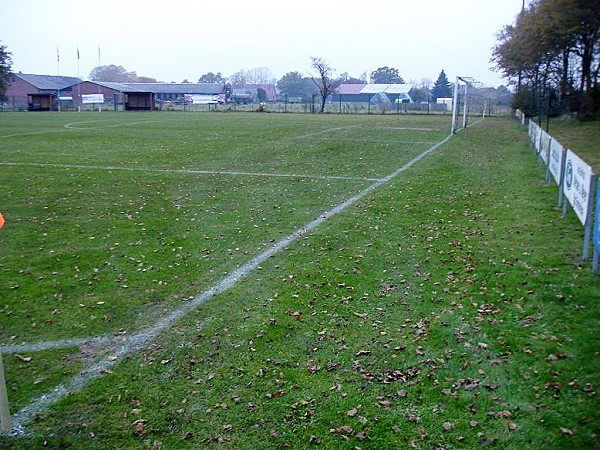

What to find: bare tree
left=310, top=57, right=336, bottom=113
left=246, top=67, right=274, bottom=85
left=228, top=70, right=247, bottom=86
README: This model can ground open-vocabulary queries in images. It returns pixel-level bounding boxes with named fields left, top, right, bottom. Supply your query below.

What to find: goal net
left=451, top=77, right=490, bottom=134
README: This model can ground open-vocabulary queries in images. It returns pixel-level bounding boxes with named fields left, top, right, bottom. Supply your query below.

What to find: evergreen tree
left=431, top=70, right=452, bottom=101
left=0, top=43, right=13, bottom=102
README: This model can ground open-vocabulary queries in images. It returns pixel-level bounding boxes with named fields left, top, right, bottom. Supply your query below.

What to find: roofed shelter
left=124, top=91, right=155, bottom=111
left=68, top=81, right=155, bottom=110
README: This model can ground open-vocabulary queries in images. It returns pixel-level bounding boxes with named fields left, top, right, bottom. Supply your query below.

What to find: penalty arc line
left=6, top=131, right=454, bottom=435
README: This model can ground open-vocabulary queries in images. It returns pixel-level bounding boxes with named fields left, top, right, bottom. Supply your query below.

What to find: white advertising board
left=532, top=123, right=542, bottom=154
left=528, top=120, right=536, bottom=147
left=563, top=149, right=594, bottom=225
left=539, top=129, right=551, bottom=164
left=548, top=138, right=565, bottom=185
left=185, top=94, right=225, bottom=104
left=82, top=94, right=104, bottom=104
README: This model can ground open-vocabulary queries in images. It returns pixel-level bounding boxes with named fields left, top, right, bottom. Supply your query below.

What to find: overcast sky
left=1, top=0, right=523, bottom=87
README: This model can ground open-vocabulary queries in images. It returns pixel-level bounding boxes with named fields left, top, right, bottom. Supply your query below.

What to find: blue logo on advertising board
left=565, top=160, right=573, bottom=190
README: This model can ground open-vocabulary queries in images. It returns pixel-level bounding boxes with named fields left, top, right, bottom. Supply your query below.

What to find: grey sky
left=1, top=0, right=522, bottom=87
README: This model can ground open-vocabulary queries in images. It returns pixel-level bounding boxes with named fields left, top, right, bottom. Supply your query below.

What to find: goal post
left=451, top=76, right=488, bottom=134
left=451, top=77, right=460, bottom=134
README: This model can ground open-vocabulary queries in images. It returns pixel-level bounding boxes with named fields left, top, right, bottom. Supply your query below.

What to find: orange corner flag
left=0, top=213, right=4, bottom=229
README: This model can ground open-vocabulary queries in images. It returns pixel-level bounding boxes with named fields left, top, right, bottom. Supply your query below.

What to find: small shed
left=27, top=93, right=56, bottom=111
left=124, top=91, right=155, bottom=110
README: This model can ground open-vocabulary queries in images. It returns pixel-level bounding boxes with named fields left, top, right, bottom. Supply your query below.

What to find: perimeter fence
left=514, top=109, right=599, bottom=273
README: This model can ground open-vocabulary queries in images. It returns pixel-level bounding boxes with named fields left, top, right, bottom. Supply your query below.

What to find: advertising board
left=563, top=149, right=594, bottom=225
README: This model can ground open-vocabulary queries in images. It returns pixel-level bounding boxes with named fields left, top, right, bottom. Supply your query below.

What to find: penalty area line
left=4, top=131, right=454, bottom=435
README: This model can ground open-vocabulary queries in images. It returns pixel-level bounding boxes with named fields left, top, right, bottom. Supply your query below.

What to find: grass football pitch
left=0, top=111, right=598, bottom=449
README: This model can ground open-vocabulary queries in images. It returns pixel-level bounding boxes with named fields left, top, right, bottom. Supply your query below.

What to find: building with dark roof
left=69, top=80, right=227, bottom=109
left=4, top=73, right=82, bottom=110
left=70, top=81, right=155, bottom=110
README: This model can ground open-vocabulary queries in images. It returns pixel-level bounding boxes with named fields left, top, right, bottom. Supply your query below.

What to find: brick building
left=4, top=73, right=82, bottom=110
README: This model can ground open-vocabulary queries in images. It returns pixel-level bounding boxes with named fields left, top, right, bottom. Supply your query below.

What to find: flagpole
left=56, top=46, right=61, bottom=112
left=77, top=46, right=81, bottom=112
left=98, top=46, right=101, bottom=95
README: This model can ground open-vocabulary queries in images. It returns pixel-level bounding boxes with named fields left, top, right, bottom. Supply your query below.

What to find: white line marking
left=0, top=119, right=161, bottom=139
left=5, top=130, right=455, bottom=435
left=63, top=120, right=161, bottom=130
left=0, top=162, right=382, bottom=182
left=1, top=335, right=122, bottom=355
left=293, top=126, right=358, bottom=139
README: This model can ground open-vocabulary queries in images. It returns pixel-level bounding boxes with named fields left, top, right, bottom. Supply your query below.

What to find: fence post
left=582, top=174, right=596, bottom=261
left=591, top=178, right=600, bottom=273
left=592, top=179, right=599, bottom=272
left=558, top=148, right=566, bottom=208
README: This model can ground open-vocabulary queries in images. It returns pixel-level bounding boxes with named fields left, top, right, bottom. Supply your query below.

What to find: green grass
left=0, top=112, right=598, bottom=449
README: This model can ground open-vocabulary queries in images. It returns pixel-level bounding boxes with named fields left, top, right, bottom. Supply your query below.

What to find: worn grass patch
left=0, top=113, right=598, bottom=449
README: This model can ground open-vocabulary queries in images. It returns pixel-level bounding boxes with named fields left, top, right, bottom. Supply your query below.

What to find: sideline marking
left=0, top=162, right=383, bottom=182
left=5, top=126, right=459, bottom=435
left=1, top=335, right=122, bottom=355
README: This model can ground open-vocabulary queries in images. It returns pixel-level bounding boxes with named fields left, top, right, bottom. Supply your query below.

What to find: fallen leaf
left=331, top=425, right=354, bottom=436
left=559, top=427, right=573, bottom=436
left=489, top=410, right=512, bottom=419
left=355, top=430, right=368, bottom=440
left=266, top=389, right=285, bottom=399
left=406, top=413, right=420, bottom=422
left=132, top=419, right=146, bottom=435
left=288, top=311, right=303, bottom=321
left=306, top=361, right=321, bottom=374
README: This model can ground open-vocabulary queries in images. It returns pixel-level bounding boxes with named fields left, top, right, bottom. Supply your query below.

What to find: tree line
left=86, top=61, right=474, bottom=113
left=492, top=0, right=600, bottom=120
